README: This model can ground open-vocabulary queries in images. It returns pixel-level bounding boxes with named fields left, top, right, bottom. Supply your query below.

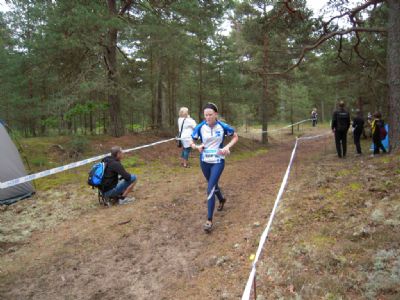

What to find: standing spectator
left=371, top=111, right=387, bottom=156
left=331, top=101, right=350, bottom=158
left=177, top=107, right=197, bottom=168
left=352, top=109, right=365, bottom=155
left=311, top=108, right=318, bottom=127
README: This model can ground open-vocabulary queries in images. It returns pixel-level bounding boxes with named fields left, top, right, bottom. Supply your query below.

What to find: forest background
left=0, top=0, right=398, bottom=148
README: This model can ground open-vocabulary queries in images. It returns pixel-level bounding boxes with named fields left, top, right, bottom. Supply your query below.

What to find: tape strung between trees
left=241, top=131, right=332, bottom=300
left=0, top=138, right=176, bottom=189
left=0, top=119, right=314, bottom=189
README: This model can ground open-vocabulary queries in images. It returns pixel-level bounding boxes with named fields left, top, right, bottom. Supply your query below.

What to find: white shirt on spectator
left=178, top=117, right=197, bottom=148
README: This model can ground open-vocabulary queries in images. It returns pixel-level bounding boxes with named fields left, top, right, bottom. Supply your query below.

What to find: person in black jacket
left=331, top=101, right=351, bottom=158
left=352, top=109, right=365, bottom=155
left=102, top=146, right=137, bottom=205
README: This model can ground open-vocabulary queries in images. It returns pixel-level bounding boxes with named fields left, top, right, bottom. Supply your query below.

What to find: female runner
left=191, top=103, right=238, bottom=232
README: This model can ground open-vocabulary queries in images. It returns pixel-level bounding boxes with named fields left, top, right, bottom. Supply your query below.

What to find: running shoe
left=118, top=197, right=135, bottom=205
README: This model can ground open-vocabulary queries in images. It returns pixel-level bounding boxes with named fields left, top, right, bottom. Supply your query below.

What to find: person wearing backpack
left=101, top=146, right=137, bottom=204
left=352, top=109, right=365, bottom=155
left=331, top=101, right=351, bottom=158
left=371, top=111, right=387, bottom=156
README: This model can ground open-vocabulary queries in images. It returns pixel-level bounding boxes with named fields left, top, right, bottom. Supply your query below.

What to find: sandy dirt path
left=0, top=129, right=332, bottom=300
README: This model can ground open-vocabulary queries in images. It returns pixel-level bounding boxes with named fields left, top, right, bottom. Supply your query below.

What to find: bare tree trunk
left=104, top=0, right=124, bottom=137
left=103, top=111, right=107, bottom=134
left=28, top=79, right=36, bottom=137
left=261, top=33, right=269, bottom=144
left=89, top=110, right=94, bottom=134
left=218, top=43, right=225, bottom=118
left=150, top=49, right=158, bottom=129
left=198, top=40, right=204, bottom=122
left=168, top=62, right=178, bottom=129
left=157, top=70, right=164, bottom=128
left=387, top=0, right=400, bottom=152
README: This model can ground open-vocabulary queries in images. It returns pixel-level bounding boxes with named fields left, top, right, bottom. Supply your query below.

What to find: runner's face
left=204, top=108, right=217, bottom=125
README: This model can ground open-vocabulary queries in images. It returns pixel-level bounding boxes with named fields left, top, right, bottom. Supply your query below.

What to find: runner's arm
left=220, top=132, right=238, bottom=155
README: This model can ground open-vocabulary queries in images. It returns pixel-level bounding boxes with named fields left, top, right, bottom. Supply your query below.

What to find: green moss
left=336, top=169, right=350, bottom=177
left=123, top=155, right=141, bottom=167
left=324, top=292, right=343, bottom=300
left=334, top=190, right=346, bottom=199
left=35, top=170, right=87, bottom=190
left=231, top=149, right=268, bottom=161
left=310, top=234, right=336, bottom=249
left=380, top=156, right=391, bottom=164
left=30, top=156, right=50, bottom=168
left=349, top=182, right=362, bottom=191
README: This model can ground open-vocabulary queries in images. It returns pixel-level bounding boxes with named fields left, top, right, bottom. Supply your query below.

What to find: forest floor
left=0, top=125, right=399, bottom=300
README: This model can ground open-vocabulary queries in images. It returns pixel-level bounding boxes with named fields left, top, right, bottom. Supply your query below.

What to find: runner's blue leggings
left=200, top=160, right=225, bottom=221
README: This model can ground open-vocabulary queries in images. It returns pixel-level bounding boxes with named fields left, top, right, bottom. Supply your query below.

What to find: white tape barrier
left=298, top=131, right=332, bottom=141
left=241, top=138, right=299, bottom=300
left=0, top=138, right=176, bottom=190
left=241, top=131, right=331, bottom=300
left=0, top=128, right=330, bottom=190
left=260, top=119, right=312, bottom=134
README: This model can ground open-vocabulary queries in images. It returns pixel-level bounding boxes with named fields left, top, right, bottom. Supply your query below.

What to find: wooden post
left=253, top=275, right=257, bottom=300
left=290, top=103, right=294, bottom=135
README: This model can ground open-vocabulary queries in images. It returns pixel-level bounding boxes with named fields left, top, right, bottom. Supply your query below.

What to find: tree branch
left=322, top=0, right=385, bottom=30
left=119, top=0, right=133, bottom=16
left=337, top=34, right=349, bottom=65
left=283, top=0, right=304, bottom=20
left=266, top=27, right=387, bottom=75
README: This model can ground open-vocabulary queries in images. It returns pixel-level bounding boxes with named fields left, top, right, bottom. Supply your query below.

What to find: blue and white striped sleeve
left=220, top=121, right=235, bottom=136
left=191, top=121, right=204, bottom=140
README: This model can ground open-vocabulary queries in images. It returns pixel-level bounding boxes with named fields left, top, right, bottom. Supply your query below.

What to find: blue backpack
left=88, top=161, right=106, bottom=188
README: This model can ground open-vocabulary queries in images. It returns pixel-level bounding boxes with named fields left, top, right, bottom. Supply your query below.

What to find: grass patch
left=348, top=182, right=362, bottom=191
left=336, top=169, right=350, bottom=177
left=123, top=155, right=141, bottom=168
left=334, top=190, right=346, bottom=200
left=231, top=148, right=268, bottom=161
left=35, top=170, right=88, bottom=190
left=309, top=234, right=336, bottom=249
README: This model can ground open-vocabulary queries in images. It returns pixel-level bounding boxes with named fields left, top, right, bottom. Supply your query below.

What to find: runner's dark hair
left=203, top=102, right=218, bottom=113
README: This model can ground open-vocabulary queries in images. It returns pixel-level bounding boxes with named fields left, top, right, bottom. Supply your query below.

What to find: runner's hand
left=197, top=144, right=205, bottom=153
left=219, top=147, right=230, bottom=156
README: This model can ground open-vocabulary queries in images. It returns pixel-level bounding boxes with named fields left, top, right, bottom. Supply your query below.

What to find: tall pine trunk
left=261, top=33, right=269, bottom=144
left=104, top=0, right=124, bottom=137
left=387, top=0, right=400, bottom=152
left=198, top=40, right=204, bottom=122
left=150, top=49, right=158, bottom=129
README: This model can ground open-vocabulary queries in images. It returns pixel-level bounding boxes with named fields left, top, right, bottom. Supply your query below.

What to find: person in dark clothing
left=352, top=109, right=365, bottom=155
left=331, top=101, right=351, bottom=158
left=371, top=112, right=387, bottom=156
left=311, top=108, right=318, bottom=127
left=102, top=146, right=137, bottom=205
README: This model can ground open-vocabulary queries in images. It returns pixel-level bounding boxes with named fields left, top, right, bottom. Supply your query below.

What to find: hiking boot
left=118, top=197, right=135, bottom=205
